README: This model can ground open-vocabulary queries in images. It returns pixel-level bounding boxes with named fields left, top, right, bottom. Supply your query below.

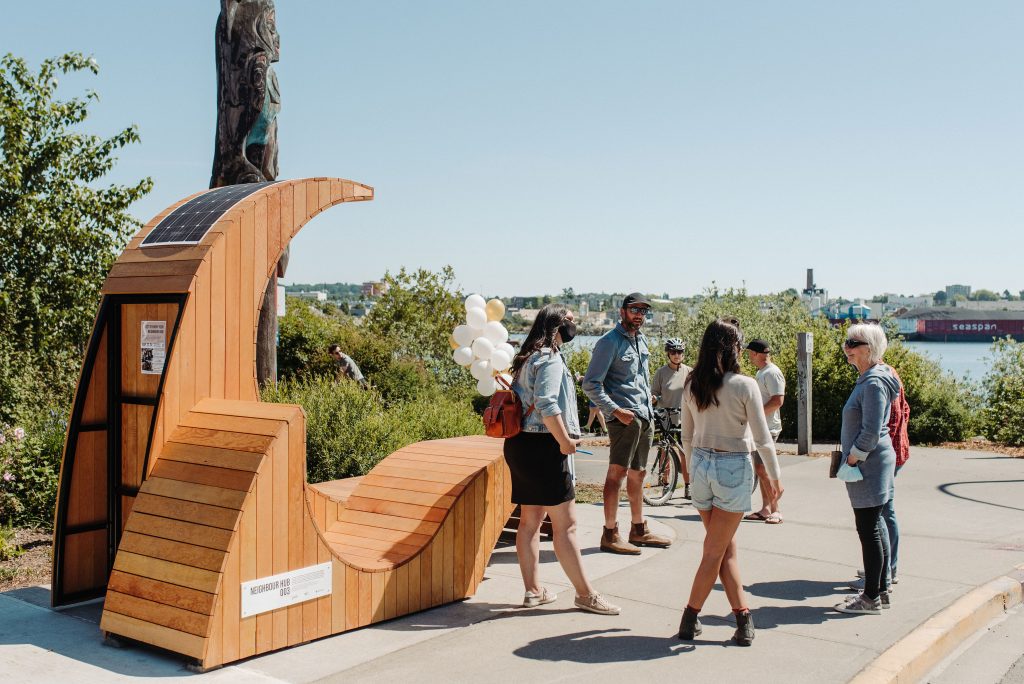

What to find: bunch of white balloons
left=450, top=294, right=514, bottom=396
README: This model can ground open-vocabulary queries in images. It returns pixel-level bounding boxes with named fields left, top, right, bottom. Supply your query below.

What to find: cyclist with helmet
left=652, top=338, right=692, bottom=499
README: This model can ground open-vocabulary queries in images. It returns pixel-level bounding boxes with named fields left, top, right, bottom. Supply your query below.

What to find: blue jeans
left=878, top=464, right=902, bottom=581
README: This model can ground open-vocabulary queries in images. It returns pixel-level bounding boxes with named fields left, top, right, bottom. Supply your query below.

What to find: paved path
left=1, top=447, right=1022, bottom=683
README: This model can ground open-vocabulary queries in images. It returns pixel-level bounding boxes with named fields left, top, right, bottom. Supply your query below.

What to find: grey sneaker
left=574, top=593, right=621, bottom=615
left=850, top=578, right=893, bottom=593
left=880, top=591, right=891, bottom=609
left=834, top=594, right=882, bottom=615
left=523, top=587, right=557, bottom=608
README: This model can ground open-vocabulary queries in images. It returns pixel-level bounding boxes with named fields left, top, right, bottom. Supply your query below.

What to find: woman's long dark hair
left=685, top=318, right=743, bottom=411
left=511, top=303, right=570, bottom=377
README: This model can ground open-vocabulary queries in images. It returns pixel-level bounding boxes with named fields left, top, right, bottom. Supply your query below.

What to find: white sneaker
left=523, top=587, right=557, bottom=608
left=574, top=593, right=620, bottom=615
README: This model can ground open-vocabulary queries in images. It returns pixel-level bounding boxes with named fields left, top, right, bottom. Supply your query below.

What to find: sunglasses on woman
left=843, top=339, right=868, bottom=349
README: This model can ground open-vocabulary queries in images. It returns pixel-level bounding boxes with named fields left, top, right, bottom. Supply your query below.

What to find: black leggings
left=853, top=505, right=890, bottom=600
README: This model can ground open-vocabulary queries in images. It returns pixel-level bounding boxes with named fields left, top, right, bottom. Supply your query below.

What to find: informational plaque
left=240, top=562, right=332, bottom=618
left=140, top=321, right=167, bottom=375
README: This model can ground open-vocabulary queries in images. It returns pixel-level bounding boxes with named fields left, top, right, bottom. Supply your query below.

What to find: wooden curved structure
left=53, top=178, right=512, bottom=668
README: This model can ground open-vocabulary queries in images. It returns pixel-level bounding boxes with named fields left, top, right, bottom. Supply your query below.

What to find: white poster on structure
left=240, top=562, right=332, bottom=618
left=277, top=284, right=286, bottom=317
left=140, top=320, right=166, bottom=375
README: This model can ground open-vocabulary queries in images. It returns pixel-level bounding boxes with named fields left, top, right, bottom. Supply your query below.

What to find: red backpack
left=888, top=369, right=911, bottom=467
left=483, top=376, right=534, bottom=439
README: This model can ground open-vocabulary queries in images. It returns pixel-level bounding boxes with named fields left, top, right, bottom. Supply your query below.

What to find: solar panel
left=141, top=181, right=280, bottom=247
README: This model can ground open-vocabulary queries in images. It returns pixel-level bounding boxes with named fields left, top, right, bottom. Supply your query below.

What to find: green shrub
left=261, top=375, right=482, bottom=483
left=0, top=397, right=68, bottom=527
left=979, top=338, right=1024, bottom=445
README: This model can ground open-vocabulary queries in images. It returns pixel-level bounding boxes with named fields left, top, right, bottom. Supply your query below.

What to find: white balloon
left=497, top=342, right=515, bottom=359
left=452, top=324, right=475, bottom=347
left=470, top=359, right=492, bottom=380
left=476, top=376, right=497, bottom=396
left=465, top=294, right=486, bottom=313
left=490, top=349, right=512, bottom=372
left=483, top=321, right=509, bottom=345
left=466, top=307, right=487, bottom=329
left=471, top=336, right=495, bottom=360
left=453, top=346, right=474, bottom=366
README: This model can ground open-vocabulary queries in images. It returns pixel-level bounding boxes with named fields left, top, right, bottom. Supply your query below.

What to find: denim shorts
left=690, top=447, right=754, bottom=513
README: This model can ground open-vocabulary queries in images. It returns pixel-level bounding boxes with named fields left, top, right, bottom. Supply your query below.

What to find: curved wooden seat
left=52, top=179, right=513, bottom=669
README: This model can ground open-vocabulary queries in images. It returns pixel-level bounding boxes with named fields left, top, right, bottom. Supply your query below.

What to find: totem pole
left=211, top=0, right=284, bottom=384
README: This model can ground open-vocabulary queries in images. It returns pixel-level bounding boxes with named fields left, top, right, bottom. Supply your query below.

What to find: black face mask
left=558, top=320, right=577, bottom=344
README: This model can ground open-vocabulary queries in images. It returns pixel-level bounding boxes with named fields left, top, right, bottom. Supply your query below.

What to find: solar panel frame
left=141, top=181, right=281, bottom=248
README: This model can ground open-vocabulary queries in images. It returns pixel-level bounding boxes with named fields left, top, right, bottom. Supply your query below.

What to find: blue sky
left=3, top=1, right=1022, bottom=299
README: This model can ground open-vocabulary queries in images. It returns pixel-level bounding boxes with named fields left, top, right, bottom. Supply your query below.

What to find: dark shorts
left=752, top=430, right=781, bottom=468
left=503, top=432, right=575, bottom=506
left=607, top=415, right=654, bottom=471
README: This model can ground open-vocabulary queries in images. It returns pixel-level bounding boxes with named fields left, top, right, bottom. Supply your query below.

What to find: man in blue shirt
left=583, top=293, right=672, bottom=554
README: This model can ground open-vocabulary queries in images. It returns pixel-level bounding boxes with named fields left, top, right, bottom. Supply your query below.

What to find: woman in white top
left=678, top=319, right=782, bottom=646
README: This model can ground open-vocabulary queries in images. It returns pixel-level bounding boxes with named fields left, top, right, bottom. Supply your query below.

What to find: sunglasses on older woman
left=843, top=339, right=869, bottom=349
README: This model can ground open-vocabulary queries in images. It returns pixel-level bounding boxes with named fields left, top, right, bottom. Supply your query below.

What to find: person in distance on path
left=651, top=338, right=692, bottom=499
left=678, top=319, right=781, bottom=646
left=583, top=293, right=672, bottom=554
left=743, top=339, right=785, bottom=524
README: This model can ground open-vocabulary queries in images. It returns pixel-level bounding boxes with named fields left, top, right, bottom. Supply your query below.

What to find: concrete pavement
left=1, top=446, right=1022, bottom=683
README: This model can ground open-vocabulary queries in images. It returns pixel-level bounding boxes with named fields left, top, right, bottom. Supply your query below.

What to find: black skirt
left=503, top=431, right=575, bottom=506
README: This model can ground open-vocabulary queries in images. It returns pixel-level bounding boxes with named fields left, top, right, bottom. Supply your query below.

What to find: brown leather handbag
left=483, top=375, right=534, bottom=439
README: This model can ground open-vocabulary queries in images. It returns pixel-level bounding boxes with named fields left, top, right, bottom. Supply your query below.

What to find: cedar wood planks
left=83, top=179, right=515, bottom=667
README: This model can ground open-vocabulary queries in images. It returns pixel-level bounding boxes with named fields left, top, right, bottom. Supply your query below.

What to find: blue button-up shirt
left=582, top=324, right=654, bottom=421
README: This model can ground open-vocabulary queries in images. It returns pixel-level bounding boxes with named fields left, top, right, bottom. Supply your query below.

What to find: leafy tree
left=969, top=289, right=999, bottom=301
left=979, top=338, right=1024, bottom=446
left=363, top=266, right=465, bottom=377
left=0, top=53, right=151, bottom=416
left=933, top=290, right=948, bottom=304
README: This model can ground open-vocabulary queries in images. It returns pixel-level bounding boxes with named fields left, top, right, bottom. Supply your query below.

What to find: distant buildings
left=293, top=290, right=328, bottom=302
left=361, top=281, right=388, bottom=298
left=945, top=284, right=971, bottom=300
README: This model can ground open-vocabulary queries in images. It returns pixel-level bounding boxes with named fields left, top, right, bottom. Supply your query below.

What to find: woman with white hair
left=833, top=323, right=901, bottom=615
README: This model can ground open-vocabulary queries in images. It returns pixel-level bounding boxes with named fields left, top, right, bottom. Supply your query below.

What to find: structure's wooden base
left=98, top=400, right=510, bottom=668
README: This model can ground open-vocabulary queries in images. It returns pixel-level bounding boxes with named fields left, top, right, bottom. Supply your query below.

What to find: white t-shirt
left=755, top=361, right=786, bottom=434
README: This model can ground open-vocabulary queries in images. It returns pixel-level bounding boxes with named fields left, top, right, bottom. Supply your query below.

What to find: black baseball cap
left=621, top=292, right=652, bottom=309
left=746, top=339, right=771, bottom=354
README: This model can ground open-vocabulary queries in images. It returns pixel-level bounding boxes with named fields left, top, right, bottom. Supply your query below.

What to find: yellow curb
left=850, top=564, right=1024, bottom=684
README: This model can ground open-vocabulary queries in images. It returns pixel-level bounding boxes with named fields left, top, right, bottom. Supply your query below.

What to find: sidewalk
left=1, top=446, right=1022, bottom=683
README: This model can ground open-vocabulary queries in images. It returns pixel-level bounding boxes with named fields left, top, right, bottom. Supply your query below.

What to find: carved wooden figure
left=52, top=179, right=513, bottom=669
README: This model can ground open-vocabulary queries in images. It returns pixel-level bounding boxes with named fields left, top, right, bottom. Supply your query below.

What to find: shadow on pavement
left=730, top=605, right=856, bottom=629
left=0, top=587, right=189, bottom=677
left=938, top=479, right=1024, bottom=513
left=513, top=628, right=693, bottom=662
left=746, top=579, right=853, bottom=600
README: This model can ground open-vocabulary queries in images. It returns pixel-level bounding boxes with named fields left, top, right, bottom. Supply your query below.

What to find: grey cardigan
left=841, top=364, right=901, bottom=508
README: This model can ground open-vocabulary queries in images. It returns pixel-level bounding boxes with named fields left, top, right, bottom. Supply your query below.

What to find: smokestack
left=806, top=268, right=814, bottom=291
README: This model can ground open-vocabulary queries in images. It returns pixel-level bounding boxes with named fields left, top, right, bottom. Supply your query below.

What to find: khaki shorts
left=607, top=415, right=654, bottom=471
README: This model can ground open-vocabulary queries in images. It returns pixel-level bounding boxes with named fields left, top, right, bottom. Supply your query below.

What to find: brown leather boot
left=600, top=524, right=640, bottom=555
left=628, top=521, right=672, bottom=548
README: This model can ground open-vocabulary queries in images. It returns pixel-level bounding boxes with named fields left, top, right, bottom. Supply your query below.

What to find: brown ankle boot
left=600, top=524, right=640, bottom=555
left=628, top=521, right=671, bottom=548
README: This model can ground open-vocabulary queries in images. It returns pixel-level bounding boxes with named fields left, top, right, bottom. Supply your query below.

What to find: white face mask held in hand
left=837, top=461, right=864, bottom=483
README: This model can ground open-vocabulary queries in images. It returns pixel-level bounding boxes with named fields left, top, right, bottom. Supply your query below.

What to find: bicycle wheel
left=642, top=445, right=679, bottom=506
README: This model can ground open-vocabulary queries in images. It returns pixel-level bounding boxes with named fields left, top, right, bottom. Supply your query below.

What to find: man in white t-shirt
left=744, top=339, right=785, bottom=524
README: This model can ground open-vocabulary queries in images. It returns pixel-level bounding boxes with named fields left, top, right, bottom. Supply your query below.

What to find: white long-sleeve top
left=681, top=372, right=782, bottom=481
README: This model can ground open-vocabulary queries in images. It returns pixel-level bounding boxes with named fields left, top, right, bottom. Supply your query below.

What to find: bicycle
left=642, top=408, right=683, bottom=506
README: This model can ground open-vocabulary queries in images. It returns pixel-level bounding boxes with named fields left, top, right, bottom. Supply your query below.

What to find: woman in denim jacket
left=505, top=304, right=620, bottom=616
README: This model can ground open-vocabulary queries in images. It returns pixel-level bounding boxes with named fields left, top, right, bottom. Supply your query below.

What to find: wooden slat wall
left=101, top=398, right=511, bottom=669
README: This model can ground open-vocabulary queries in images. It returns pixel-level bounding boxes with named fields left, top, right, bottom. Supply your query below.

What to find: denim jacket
left=512, top=348, right=581, bottom=438
left=582, top=324, right=654, bottom=421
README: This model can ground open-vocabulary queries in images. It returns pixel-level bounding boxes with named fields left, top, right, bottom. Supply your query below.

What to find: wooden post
left=797, top=332, right=813, bottom=455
